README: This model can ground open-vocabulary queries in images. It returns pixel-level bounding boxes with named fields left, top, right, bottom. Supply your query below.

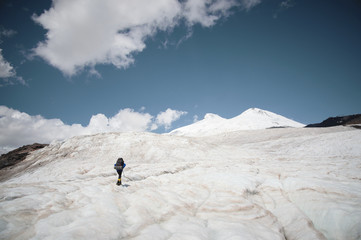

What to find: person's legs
left=117, top=169, right=123, bottom=185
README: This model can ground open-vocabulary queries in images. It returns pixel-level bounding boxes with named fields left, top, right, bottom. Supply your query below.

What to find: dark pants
left=117, top=169, right=123, bottom=183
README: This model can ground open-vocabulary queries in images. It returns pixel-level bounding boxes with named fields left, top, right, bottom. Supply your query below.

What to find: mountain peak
left=170, top=108, right=305, bottom=137
left=245, top=107, right=263, bottom=112
left=241, top=108, right=272, bottom=116
left=204, top=113, right=223, bottom=120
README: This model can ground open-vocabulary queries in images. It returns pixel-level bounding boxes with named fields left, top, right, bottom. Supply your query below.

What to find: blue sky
left=0, top=0, right=361, bottom=151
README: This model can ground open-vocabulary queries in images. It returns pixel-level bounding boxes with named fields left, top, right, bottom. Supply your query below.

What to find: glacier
left=0, top=110, right=361, bottom=239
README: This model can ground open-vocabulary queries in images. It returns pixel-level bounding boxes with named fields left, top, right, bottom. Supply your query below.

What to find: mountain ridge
left=0, top=143, right=48, bottom=170
left=306, top=114, right=361, bottom=128
left=169, top=108, right=305, bottom=137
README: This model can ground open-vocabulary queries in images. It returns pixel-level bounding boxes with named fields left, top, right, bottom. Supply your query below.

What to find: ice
left=0, top=126, right=361, bottom=239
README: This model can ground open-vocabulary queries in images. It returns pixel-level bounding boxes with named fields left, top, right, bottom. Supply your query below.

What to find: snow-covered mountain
left=169, top=108, right=305, bottom=136
left=1, top=126, right=361, bottom=240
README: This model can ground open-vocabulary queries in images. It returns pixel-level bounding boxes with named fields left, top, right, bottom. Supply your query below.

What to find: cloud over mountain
left=32, top=0, right=261, bottom=76
left=0, top=106, right=185, bottom=154
left=156, top=108, right=187, bottom=130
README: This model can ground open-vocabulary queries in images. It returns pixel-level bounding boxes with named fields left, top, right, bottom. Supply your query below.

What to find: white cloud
left=32, top=0, right=182, bottom=76
left=240, top=0, right=261, bottom=11
left=273, top=0, right=294, bottom=19
left=280, top=0, right=294, bottom=9
left=0, top=29, right=17, bottom=39
left=108, top=108, right=153, bottom=132
left=0, top=28, right=26, bottom=86
left=176, top=28, right=193, bottom=48
left=87, top=113, right=109, bottom=133
left=0, top=49, right=26, bottom=86
left=88, top=67, right=101, bottom=79
left=183, top=0, right=219, bottom=27
left=0, top=49, right=15, bottom=78
left=32, top=0, right=261, bottom=76
left=156, top=108, right=187, bottom=130
left=0, top=106, right=186, bottom=154
left=86, top=109, right=153, bottom=133
left=0, top=106, right=84, bottom=153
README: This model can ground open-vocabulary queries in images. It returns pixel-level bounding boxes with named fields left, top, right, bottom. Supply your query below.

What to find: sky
left=0, top=0, right=360, bottom=152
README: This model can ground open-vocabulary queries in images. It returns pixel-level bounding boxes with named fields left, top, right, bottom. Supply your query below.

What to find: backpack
left=114, top=158, right=125, bottom=170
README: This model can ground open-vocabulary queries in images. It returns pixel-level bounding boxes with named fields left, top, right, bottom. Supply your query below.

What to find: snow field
left=169, top=108, right=305, bottom=137
left=0, top=126, right=361, bottom=239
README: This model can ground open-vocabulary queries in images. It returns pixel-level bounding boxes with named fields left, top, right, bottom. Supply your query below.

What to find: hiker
left=114, top=157, right=126, bottom=185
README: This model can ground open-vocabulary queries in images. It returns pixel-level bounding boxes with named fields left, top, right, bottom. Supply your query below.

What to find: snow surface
left=169, top=108, right=305, bottom=137
left=1, top=126, right=361, bottom=240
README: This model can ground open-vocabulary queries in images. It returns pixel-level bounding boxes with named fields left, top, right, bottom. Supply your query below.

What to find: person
left=114, top=157, right=126, bottom=185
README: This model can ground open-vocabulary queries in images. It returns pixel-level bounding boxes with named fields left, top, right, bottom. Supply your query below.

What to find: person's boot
left=116, top=178, right=122, bottom=185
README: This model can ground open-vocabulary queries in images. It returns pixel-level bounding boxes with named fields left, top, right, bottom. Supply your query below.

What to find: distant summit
left=169, top=108, right=304, bottom=137
left=306, top=114, right=361, bottom=128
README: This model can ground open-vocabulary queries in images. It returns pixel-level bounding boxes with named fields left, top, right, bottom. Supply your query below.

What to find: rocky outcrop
left=0, top=143, right=48, bottom=170
left=306, top=114, right=361, bottom=128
